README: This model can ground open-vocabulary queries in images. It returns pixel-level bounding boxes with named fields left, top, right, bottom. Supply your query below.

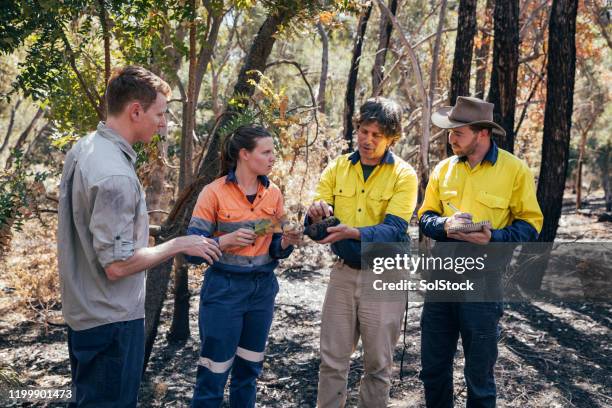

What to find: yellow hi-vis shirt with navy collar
left=417, top=142, right=543, bottom=242
left=311, top=149, right=418, bottom=267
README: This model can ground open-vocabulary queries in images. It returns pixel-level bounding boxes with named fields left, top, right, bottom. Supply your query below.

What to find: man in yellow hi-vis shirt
left=417, top=96, right=543, bottom=408
left=306, top=97, right=418, bottom=407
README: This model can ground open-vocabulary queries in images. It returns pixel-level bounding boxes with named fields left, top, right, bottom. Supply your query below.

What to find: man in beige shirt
left=58, top=66, right=221, bottom=407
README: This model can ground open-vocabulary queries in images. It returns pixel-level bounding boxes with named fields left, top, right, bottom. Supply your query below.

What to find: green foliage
left=0, top=365, right=23, bottom=389
left=134, top=134, right=163, bottom=168
left=218, top=106, right=259, bottom=140
left=0, top=149, right=49, bottom=232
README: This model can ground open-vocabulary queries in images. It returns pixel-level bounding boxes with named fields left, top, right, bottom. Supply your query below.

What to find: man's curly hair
left=354, top=97, right=403, bottom=145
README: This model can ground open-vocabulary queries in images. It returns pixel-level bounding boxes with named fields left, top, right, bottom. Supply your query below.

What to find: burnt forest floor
left=0, top=192, right=610, bottom=407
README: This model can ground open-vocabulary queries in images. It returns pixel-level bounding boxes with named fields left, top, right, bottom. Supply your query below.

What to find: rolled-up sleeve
left=89, top=176, right=140, bottom=267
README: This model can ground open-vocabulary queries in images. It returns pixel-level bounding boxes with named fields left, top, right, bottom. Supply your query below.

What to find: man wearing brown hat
left=417, top=96, right=543, bottom=407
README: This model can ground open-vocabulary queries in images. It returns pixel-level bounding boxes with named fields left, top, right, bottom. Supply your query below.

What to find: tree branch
left=96, top=0, right=111, bottom=95
left=56, top=23, right=104, bottom=119
left=265, top=59, right=320, bottom=147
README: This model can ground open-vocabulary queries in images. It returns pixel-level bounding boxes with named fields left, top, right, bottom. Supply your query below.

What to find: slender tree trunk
left=376, top=0, right=430, bottom=198
left=601, top=143, right=611, bottom=212
left=316, top=21, right=329, bottom=114
left=342, top=4, right=373, bottom=151
left=519, top=0, right=578, bottom=291
left=144, top=158, right=168, bottom=226
left=143, top=10, right=296, bottom=371
left=487, top=0, right=519, bottom=153
left=5, top=107, right=44, bottom=170
left=168, top=0, right=198, bottom=343
left=575, top=127, right=591, bottom=209
left=211, top=65, right=222, bottom=118
left=0, top=99, right=21, bottom=156
left=168, top=5, right=222, bottom=343
left=447, top=0, right=477, bottom=156
left=96, top=0, right=111, bottom=106
left=371, top=0, right=398, bottom=94
left=474, top=0, right=494, bottom=99
left=24, top=121, right=51, bottom=159
left=427, top=0, right=447, bottom=191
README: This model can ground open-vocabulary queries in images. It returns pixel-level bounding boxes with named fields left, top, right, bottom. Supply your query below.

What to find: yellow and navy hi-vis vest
left=313, top=150, right=418, bottom=228
left=418, top=144, right=543, bottom=237
left=310, top=149, right=418, bottom=266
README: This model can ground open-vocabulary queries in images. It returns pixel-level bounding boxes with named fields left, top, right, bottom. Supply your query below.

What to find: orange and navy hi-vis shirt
left=186, top=170, right=293, bottom=273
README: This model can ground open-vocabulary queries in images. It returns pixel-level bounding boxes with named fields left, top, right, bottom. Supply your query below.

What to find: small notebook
left=447, top=220, right=492, bottom=233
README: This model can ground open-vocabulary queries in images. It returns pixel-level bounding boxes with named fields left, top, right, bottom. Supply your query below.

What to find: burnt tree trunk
left=143, top=10, right=296, bottom=371
left=371, top=0, right=397, bottom=94
left=447, top=0, right=477, bottom=156
left=487, top=0, right=519, bottom=153
left=342, top=4, right=373, bottom=151
left=519, top=0, right=578, bottom=291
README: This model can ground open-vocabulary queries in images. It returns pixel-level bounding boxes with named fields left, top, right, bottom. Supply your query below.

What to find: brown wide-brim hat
left=431, top=96, right=506, bottom=136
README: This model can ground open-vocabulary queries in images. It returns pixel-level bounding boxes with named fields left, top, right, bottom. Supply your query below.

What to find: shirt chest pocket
left=217, top=206, right=278, bottom=234
left=474, top=191, right=510, bottom=224
left=333, top=184, right=356, bottom=221
left=367, top=188, right=393, bottom=221
left=217, top=208, right=245, bottom=233
left=475, top=191, right=509, bottom=209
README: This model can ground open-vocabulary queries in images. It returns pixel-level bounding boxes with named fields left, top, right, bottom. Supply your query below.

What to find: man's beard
left=452, top=137, right=478, bottom=157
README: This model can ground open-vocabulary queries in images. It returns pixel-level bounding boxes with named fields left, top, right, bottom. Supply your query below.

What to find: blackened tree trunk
left=487, top=0, right=519, bottom=153
left=449, top=0, right=477, bottom=104
left=143, top=10, right=297, bottom=371
left=343, top=4, right=373, bottom=151
left=447, top=0, right=477, bottom=156
left=519, top=0, right=578, bottom=291
left=371, top=0, right=397, bottom=94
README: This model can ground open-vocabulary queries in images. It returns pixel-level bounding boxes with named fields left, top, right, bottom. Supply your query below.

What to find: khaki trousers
left=317, top=262, right=406, bottom=408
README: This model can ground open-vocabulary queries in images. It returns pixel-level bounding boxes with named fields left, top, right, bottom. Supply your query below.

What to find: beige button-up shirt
left=57, top=122, right=149, bottom=330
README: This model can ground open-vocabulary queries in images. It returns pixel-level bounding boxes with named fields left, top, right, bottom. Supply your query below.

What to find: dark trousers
left=192, top=270, right=278, bottom=408
left=420, top=302, right=502, bottom=408
left=68, top=318, right=144, bottom=408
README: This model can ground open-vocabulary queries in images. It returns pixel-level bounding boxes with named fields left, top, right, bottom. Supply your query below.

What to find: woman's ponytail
left=218, top=125, right=271, bottom=177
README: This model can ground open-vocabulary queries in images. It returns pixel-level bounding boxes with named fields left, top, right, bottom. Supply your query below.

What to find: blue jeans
left=420, top=302, right=502, bottom=408
left=67, top=318, right=144, bottom=407
left=192, top=269, right=278, bottom=408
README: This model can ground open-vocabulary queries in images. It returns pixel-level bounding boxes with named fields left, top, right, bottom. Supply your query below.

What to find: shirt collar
left=225, top=168, right=270, bottom=188
left=96, top=122, right=138, bottom=165
left=348, top=149, right=395, bottom=165
left=484, top=140, right=499, bottom=164
left=455, top=140, right=499, bottom=165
